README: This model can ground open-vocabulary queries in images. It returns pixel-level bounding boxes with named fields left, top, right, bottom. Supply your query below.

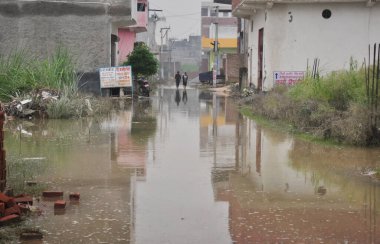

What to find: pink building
left=117, top=0, right=149, bottom=65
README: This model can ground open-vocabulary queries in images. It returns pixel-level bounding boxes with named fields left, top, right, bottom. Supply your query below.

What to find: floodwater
left=4, top=85, right=380, bottom=243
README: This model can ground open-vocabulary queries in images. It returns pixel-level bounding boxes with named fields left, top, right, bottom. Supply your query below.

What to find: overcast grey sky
left=149, top=0, right=211, bottom=41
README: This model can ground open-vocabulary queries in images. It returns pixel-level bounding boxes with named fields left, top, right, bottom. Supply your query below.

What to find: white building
left=232, top=0, right=380, bottom=90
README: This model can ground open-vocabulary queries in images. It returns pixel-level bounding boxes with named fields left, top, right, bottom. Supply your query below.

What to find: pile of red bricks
left=0, top=193, right=33, bottom=226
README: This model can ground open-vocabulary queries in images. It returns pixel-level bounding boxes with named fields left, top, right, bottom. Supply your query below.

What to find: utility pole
left=160, top=27, right=170, bottom=80
left=213, top=6, right=219, bottom=87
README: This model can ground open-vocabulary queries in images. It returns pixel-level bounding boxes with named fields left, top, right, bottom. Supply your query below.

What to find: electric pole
left=160, top=27, right=170, bottom=80
left=213, top=6, right=219, bottom=87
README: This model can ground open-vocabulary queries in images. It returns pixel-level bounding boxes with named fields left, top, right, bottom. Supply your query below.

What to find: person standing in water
left=175, top=71, right=181, bottom=89
left=182, top=72, right=188, bottom=89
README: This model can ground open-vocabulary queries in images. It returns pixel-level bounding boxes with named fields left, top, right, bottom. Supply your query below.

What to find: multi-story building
left=201, top=2, right=238, bottom=74
left=0, top=0, right=150, bottom=94
left=118, top=0, right=149, bottom=65
left=232, top=0, right=380, bottom=90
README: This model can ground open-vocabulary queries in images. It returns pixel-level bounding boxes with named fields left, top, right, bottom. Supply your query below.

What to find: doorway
left=257, top=28, right=264, bottom=91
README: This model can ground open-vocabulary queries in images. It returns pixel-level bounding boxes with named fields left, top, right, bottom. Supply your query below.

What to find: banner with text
left=100, top=66, right=132, bottom=88
left=273, top=71, right=305, bottom=85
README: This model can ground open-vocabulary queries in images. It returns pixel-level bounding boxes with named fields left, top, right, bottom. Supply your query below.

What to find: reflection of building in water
left=199, top=93, right=239, bottom=170
left=110, top=110, right=147, bottom=181
left=210, top=116, right=380, bottom=243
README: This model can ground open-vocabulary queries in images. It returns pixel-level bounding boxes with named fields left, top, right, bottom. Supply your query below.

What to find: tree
left=123, top=44, right=158, bottom=78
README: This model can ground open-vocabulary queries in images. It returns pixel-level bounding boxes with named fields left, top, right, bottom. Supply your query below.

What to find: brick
left=54, top=200, right=66, bottom=209
left=42, top=191, right=63, bottom=197
left=0, top=192, right=11, bottom=203
left=5, top=205, right=21, bottom=216
left=0, top=214, right=20, bottom=225
left=0, top=202, right=4, bottom=216
left=14, top=196, right=33, bottom=205
left=5, top=198, right=15, bottom=208
left=69, top=193, right=80, bottom=201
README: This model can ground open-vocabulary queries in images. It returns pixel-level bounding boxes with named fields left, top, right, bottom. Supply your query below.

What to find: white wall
left=249, top=3, right=380, bottom=90
left=248, top=11, right=266, bottom=87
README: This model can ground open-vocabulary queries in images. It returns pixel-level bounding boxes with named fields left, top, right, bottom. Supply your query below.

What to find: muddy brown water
left=4, top=86, right=380, bottom=243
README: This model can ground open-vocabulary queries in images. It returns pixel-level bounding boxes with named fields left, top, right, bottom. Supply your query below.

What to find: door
left=257, top=28, right=264, bottom=91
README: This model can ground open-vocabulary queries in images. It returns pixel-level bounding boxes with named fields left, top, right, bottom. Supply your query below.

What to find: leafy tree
left=123, top=43, right=158, bottom=78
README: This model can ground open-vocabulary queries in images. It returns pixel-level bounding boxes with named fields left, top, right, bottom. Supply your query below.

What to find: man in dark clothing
left=175, top=71, right=181, bottom=89
left=182, top=72, right=188, bottom=89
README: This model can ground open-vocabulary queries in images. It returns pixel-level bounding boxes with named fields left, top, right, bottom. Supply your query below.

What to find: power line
left=165, top=12, right=200, bottom=18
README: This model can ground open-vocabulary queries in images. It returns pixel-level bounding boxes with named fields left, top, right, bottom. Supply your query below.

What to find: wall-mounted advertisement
left=100, top=66, right=132, bottom=88
left=273, top=71, right=305, bottom=85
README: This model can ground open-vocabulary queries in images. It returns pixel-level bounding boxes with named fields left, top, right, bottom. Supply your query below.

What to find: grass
left=240, top=66, right=377, bottom=145
left=0, top=48, right=76, bottom=102
left=0, top=48, right=115, bottom=119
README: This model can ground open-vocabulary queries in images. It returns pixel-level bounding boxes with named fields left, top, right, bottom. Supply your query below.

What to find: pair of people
left=175, top=71, right=188, bottom=89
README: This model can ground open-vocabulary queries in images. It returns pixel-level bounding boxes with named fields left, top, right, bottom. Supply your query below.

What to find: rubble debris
left=3, top=88, right=60, bottom=118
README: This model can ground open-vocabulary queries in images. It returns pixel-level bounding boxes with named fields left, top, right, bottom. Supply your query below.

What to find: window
left=210, top=9, right=217, bottom=17
left=223, top=12, right=229, bottom=17
left=201, top=8, right=208, bottom=16
left=322, top=9, right=332, bottom=19
left=137, top=3, right=146, bottom=12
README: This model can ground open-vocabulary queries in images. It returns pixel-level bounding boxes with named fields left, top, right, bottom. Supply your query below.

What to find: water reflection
left=209, top=108, right=380, bottom=243
left=175, top=89, right=181, bottom=106
left=3, top=86, right=380, bottom=243
left=182, top=90, right=188, bottom=104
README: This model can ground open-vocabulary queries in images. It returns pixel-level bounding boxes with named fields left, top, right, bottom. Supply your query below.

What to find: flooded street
left=4, top=85, right=380, bottom=243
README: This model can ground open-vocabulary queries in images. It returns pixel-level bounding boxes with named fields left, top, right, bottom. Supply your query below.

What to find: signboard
left=100, top=66, right=132, bottom=88
left=273, top=71, right=305, bottom=85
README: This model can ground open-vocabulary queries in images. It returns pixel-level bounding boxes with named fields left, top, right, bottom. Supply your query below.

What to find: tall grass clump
left=0, top=48, right=76, bottom=102
left=244, top=65, right=377, bottom=145
left=288, top=68, right=367, bottom=111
